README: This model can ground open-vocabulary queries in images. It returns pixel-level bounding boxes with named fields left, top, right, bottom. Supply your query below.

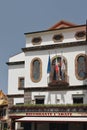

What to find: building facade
left=7, top=20, right=87, bottom=130
left=0, top=90, right=8, bottom=130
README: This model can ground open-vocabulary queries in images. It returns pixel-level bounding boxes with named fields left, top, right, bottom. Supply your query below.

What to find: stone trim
left=22, top=41, right=87, bottom=52
left=6, top=61, right=25, bottom=65
left=30, top=57, right=42, bottom=83
left=75, top=31, right=86, bottom=40
left=32, top=36, right=42, bottom=45
left=75, top=53, right=87, bottom=80
left=53, top=33, right=64, bottom=42
left=24, top=24, right=85, bottom=35
left=7, top=94, right=24, bottom=98
left=23, top=85, right=87, bottom=92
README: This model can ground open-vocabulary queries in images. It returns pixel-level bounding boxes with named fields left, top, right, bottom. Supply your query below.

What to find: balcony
left=8, top=104, right=87, bottom=115
left=47, top=74, right=69, bottom=87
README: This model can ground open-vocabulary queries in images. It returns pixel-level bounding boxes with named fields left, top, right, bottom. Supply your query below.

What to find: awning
left=16, top=117, right=87, bottom=122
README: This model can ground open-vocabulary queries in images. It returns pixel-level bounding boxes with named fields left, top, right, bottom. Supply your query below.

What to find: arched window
left=75, top=54, right=87, bottom=80
left=31, top=58, right=42, bottom=82
left=51, top=56, right=67, bottom=81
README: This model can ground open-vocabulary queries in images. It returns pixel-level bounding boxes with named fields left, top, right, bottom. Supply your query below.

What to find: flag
left=61, top=56, right=65, bottom=71
left=61, top=54, right=66, bottom=80
left=55, top=57, right=59, bottom=73
left=47, top=55, right=51, bottom=73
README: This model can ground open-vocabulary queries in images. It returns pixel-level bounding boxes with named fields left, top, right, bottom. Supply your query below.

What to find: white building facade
left=7, top=20, right=87, bottom=130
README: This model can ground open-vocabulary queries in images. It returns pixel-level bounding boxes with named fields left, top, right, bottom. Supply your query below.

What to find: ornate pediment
left=48, top=20, right=77, bottom=30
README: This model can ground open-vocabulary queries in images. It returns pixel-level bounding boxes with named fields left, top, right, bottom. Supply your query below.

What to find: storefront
left=14, top=112, right=87, bottom=130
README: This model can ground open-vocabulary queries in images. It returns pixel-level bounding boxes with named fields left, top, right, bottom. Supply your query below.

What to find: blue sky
left=0, top=0, right=87, bottom=94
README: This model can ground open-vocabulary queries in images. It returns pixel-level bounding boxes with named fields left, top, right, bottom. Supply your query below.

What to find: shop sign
left=26, top=112, right=87, bottom=117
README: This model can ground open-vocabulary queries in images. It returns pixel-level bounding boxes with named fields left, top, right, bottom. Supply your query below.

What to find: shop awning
left=16, top=117, right=87, bottom=122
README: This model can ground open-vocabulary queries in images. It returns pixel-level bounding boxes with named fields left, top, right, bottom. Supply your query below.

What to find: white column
left=15, top=122, right=18, bottom=130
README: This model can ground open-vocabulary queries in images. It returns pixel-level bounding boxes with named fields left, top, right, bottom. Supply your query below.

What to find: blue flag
left=47, top=55, right=51, bottom=73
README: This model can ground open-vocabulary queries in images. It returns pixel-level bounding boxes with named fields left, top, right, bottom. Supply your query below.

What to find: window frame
left=34, top=96, right=45, bottom=104
left=30, top=57, right=42, bottom=83
left=72, top=94, right=84, bottom=104
left=32, top=37, right=42, bottom=45
left=53, top=33, right=64, bottom=42
left=75, top=54, right=87, bottom=80
left=18, top=77, right=24, bottom=89
left=75, top=31, right=86, bottom=40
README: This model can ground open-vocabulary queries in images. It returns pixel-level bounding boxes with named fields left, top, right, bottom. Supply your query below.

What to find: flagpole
left=61, top=51, right=63, bottom=60
left=86, top=20, right=87, bottom=42
left=48, top=50, right=50, bottom=56
left=47, top=51, right=51, bottom=83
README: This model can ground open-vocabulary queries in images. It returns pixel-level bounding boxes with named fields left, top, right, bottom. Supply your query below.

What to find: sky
left=0, top=0, right=87, bottom=94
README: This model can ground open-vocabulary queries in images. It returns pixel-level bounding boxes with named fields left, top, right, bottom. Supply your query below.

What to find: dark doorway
left=23, top=122, right=31, bottom=130
left=50, top=122, right=68, bottom=130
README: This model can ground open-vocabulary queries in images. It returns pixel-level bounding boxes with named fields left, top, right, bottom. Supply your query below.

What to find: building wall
left=25, top=26, right=85, bottom=47
left=24, top=45, right=87, bottom=88
left=7, top=25, right=87, bottom=105
left=8, top=64, right=24, bottom=95
left=8, top=45, right=87, bottom=93
left=31, top=90, right=87, bottom=104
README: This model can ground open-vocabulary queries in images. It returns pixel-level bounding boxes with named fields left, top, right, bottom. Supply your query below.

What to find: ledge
left=6, top=61, right=25, bottom=65
left=9, top=104, right=87, bottom=114
left=23, top=85, right=87, bottom=91
left=22, top=41, right=87, bottom=52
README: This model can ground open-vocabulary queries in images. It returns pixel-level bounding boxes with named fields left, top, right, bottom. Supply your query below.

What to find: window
left=4, top=123, right=7, bottom=129
left=18, top=77, right=24, bottom=88
left=75, top=54, right=87, bottom=80
left=3, top=109, right=6, bottom=116
left=53, top=34, right=64, bottom=42
left=34, top=96, right=45, bottom=104
left=31, top=58, right=42, bottom=82
left=35, top=98, right=44, bottom=104
left=72, top=95, right=84, bottom=104
left=32, top=37, right=42, bottom=45
left=73, top=97, right=83, bottom=104
left=75, top=31, right=86, bottom=40
left=51, top=56, right=67, bottom=81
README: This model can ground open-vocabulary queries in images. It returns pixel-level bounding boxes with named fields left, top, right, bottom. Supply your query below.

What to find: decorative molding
left=22, top=41, right=87, bottom=52
left=75, top=31, right=86, bottom=40
left=75, top=53, right=87, bottom=80
left=24, top=24, right=85, bottom=35
left=23, top=85, right=87, bottom=92
left=6, top=61, right=25, bottom=65
left=30, top=57, right=42, bottom=83
left=32, top=37, right=42, bottom=45
left=7, top=94, right=24, bottom=98
left=53, top=33, right=64, bottom=42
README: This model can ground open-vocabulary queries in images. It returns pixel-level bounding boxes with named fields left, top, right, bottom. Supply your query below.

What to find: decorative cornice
left=24, top=24, right=85, bottom=35
left=22, top=41, right=87, bottom=52
left=6, top=61, right=25, bottom=66
left=23, top=85, right=87, bottom=92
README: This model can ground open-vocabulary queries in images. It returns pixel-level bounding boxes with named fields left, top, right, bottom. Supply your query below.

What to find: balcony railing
left=47, top=74, right=69, bottom=87
left=9, top=104, right=87, bottom=114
